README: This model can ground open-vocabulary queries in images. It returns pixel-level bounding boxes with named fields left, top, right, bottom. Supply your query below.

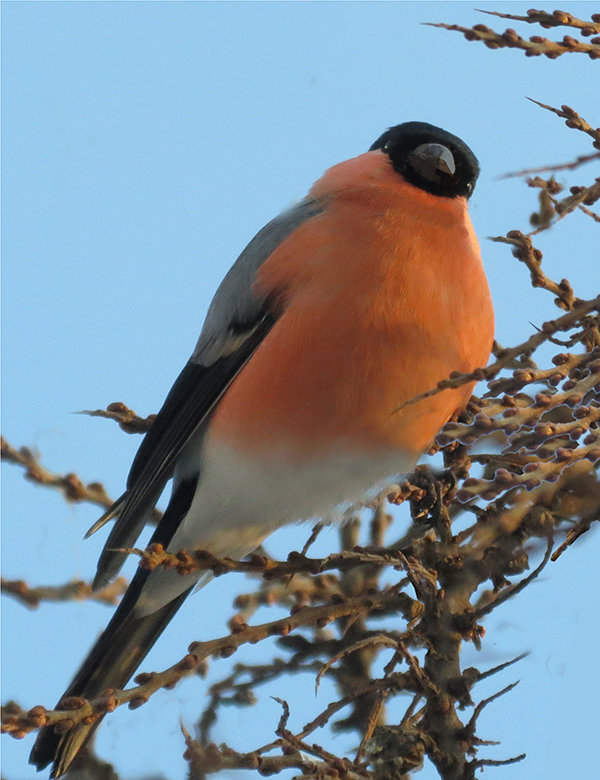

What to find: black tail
left=30, top=474, right=200, bottom=776
left=29, top=572, right=193, bottom=777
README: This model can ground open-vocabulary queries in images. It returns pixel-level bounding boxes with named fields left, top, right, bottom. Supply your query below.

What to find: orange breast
left=210, top=152, right=494, bottom=463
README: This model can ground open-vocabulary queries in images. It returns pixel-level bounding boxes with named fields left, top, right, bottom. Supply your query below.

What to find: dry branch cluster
left=430, top=8, right=600, bottom=58
left=2, top=9, right=599, bottom=780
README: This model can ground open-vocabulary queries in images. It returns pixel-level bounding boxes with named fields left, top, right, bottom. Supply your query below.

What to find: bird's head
left=370, top=121, right=479, bottom=199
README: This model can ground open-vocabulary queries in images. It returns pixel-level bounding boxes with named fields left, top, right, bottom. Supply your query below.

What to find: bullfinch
left=30, top=121, right=494, bottom=776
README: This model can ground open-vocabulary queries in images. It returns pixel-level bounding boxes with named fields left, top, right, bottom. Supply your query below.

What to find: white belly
left=134, top=439, right=415, bottom=616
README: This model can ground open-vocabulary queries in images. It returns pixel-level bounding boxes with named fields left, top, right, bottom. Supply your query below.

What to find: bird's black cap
left=370, top=122, right=479, bottom=199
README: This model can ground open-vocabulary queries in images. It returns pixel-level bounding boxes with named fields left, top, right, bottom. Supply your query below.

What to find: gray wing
left=193, top=197, right=325, bottom=364
left=91, top=198, right=325, bottom=588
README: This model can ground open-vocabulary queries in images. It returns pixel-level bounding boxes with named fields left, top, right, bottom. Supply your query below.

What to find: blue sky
left=2, top=2, right=598, bottom=779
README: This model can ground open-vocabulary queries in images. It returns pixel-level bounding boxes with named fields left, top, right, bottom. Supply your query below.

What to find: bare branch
left=428, top=20, right=600, bottom=59
left=79, top=402, right=155, bottom=435
left=477, top=8, right=600, bottom=34
left=1, top=588, right=411, bottom=739
left=1, top=577, right=127, bottom=609
left=500, top=151, right=600, bottom=178
left=1, top=437, right=113, bottom=510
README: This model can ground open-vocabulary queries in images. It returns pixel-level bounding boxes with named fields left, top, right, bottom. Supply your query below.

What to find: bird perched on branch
left=31, top=121, right=494, bottom=777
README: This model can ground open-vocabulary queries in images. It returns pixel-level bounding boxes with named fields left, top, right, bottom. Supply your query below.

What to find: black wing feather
left=93, top=311, right=278, bottom=588
left=91, top=198, right=325, bottom=589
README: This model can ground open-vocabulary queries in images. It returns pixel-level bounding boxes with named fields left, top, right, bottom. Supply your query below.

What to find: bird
left=30, top=121, right=494, bottom=777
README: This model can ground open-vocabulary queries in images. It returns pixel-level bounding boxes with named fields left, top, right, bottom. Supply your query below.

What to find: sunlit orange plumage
left=212, top=150, right=493, bottom=459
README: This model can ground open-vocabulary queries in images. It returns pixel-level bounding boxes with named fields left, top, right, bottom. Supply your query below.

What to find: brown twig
left=477, top=8, right=600, bottom=34
left=1, top=577, right=127, bottom=609
left=124, top=543, right=423, bottom=583
left=428, top=20, right=600, bottom=59
left=1, top=588, right=412, bottom=739
left=1, top=437, right=113, bottom=510
left=526, top=99, right=600, bottom=147
left=79, top=402, right=155, bottom=434
left=500, top=151, right=600, bottom=178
